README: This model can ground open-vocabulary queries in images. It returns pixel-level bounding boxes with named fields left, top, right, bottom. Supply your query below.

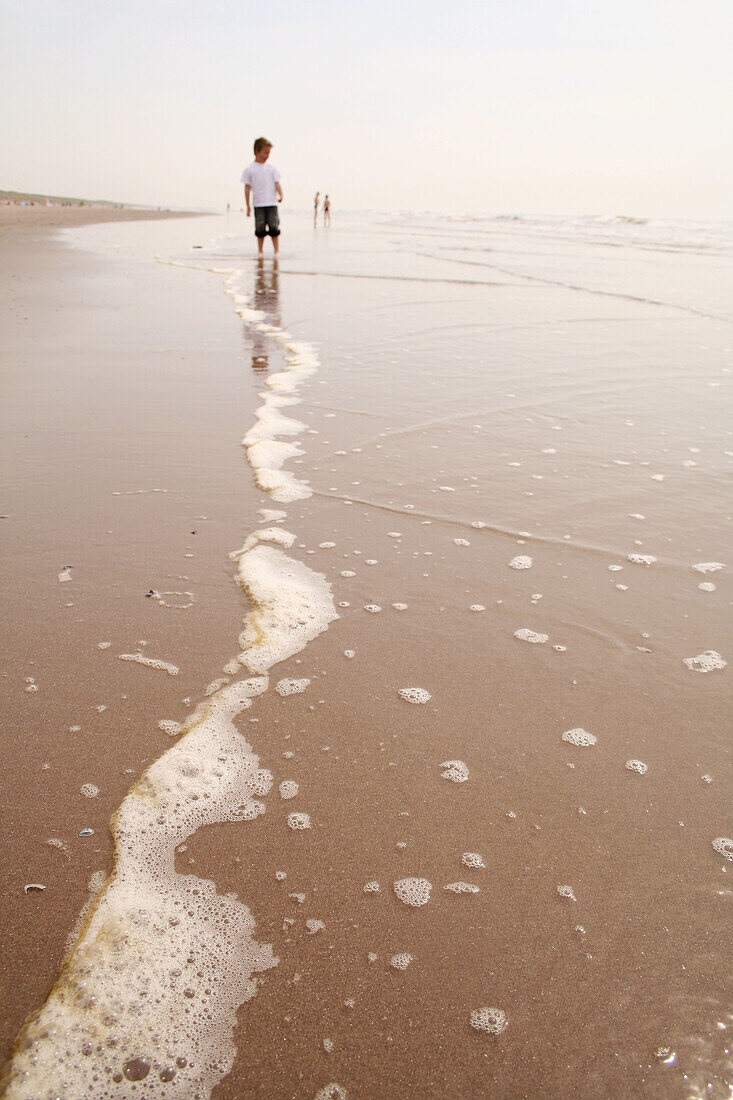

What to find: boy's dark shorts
left=254, top=206, right=280, bottom=238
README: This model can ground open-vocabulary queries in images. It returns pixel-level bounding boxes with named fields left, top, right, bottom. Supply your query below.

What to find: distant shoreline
left=0, top=191, right=205, bottom=236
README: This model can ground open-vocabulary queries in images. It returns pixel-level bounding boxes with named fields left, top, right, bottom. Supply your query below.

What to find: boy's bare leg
left=273, top=235, right=280, bottom=256
left=257, top=236, right=264, bottom=256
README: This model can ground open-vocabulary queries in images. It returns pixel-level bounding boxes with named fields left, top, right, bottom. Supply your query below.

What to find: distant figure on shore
left=313, top=192, right=320, bottom=226
left=241, top=137, right=283, bottom=256
left=323, top=195, right=331, bottom=226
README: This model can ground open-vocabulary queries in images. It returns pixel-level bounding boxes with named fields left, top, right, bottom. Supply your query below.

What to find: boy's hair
left=253, top=137, right=272, bottom=154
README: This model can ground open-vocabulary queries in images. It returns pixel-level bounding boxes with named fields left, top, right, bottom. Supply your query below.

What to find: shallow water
left=1, top=209, right=731, bottom=1098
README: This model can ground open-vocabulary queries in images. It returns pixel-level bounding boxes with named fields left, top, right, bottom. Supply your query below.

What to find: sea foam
left=235, top=546, right=338, bottom=674
left=3, top=679, right=277, bottom=1099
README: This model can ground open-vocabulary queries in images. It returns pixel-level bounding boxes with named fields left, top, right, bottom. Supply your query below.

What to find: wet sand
left=0, top=208, right=258, bottom=1074
left=1, top=210, right=731, bottom=1099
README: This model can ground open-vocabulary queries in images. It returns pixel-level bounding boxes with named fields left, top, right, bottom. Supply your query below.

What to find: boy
left=241, top=137, right=283, bottom=255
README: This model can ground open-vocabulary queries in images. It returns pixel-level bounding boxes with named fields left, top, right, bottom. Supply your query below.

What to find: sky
left=2, top=0, right=732, bottom=219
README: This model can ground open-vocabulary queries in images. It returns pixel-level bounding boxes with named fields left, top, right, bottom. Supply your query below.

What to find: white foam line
left=224, top=270, right=319, bottom=502
left=4, top=678, right=277, bottom=1098
left=235, top=544, right=338, bottom=674
left=118, top=652, right=180, bottom=676
left=5, top=262, right=339, bottom=1099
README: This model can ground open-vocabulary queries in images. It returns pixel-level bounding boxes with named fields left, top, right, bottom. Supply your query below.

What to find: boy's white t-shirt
left=241, top=161, right=281, bottom=207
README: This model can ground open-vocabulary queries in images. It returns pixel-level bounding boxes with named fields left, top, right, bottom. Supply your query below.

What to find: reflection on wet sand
left=250, top=259, right=280, bottom=371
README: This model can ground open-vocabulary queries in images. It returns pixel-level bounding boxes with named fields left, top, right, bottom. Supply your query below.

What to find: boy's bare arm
left=244, top=184, right=252, bottom=216
left=276, top=181, right=283, bottom=203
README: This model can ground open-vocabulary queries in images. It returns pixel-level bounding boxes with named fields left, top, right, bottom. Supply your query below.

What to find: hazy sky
left=2, top=0, right=731, bottom=218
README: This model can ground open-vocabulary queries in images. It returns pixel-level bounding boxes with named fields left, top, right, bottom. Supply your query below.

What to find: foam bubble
left=58, top=569, right=72, bottom=583
left=562, top=728, right=597, bottom=747
left=315, top=1085, right=347, bottom=1100
left=509, top=556, right=532, bottom=569
left=470, top=1007, right=508, bottom=1035
left=698, top=582, right=716, bottom=592
left=392, top=602, right=408, bottom=611
left=712, top=838, right=733, bottom=861
left=693, top=562, right=725, bottom=574
left=118, top=653, right=179, bottom=676
left=470, top=604, right=485, bottom=612
left=80, top=783, right=99, bottom=799
left=454, top=538, right=470, bottom=547
left=306, top=919, right=325, bottom=934
left=397, top=687, right=431, bottom=704
left=683, top=650, right=726, bottom=673
left=514, top=628, right=548, bottom=644
left=390, top=953, right=413, bottom=970
left=440, top=759, right=469, bottom=783
left=393, top=877, right=432, bottom=907
left=159, top=720, right=182, bottom=736
left=363, top=881, right=380, bottom=893
left=343, top=649, right=355, bottom=659
left=155, top=590, right=195, bottom=610
left=462, top=852, right=485, bottom=868
left=97, top=641, right=112, bottom=650
left=275, top=678, right=310, bottom=697
left=279, top=781, right=299, bottom=800
left=627, top=554, right=657, bottom=566
left=364, top=604, right=382, bottom=613
left=288, top=812, right=311, bottom=830
left=557, top=884, right=576, bottom=900
left=625, top=759, right=648, bottom=774
left=444, top=882, right=480, bottom=894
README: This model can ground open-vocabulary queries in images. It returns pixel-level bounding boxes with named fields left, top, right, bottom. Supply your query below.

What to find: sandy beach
left=1, top=204, right=731, bottom=1099
left=0, top=201, right=202, bottom=235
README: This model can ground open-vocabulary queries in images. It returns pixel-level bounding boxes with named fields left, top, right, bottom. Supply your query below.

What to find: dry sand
left=0, top=201, right=201, bottom=236
left=1, top=208, right=730, bottom=1099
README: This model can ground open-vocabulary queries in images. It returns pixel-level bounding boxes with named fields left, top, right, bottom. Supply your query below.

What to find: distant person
left=313, top=191, right=320, bottom=226
left=323, top=195, right=331, bottom=226
left=241, top=137, right=283, bottom=256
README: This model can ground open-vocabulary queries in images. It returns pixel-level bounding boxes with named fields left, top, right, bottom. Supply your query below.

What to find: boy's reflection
left=250, top=259, right=280, bottom=372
